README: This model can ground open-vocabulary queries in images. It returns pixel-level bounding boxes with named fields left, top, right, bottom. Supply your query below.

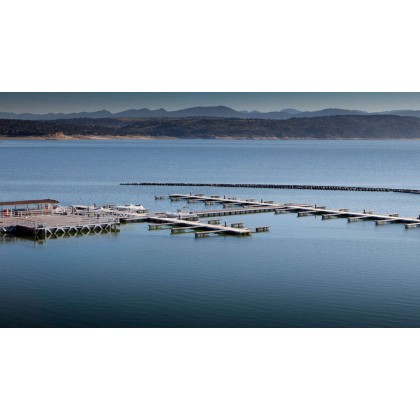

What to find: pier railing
left=0, top=209, right=55, bottom=218
left=15, top=216, right=118, bottom=229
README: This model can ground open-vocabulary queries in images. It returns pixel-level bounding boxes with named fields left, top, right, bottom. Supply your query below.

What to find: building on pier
left=0, top=199, right=59, bottom=216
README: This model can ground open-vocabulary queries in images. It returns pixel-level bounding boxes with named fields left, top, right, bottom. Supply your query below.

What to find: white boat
left=72, top=205, right=98, bottom=211
left=114, top=204, right=147, bottom=213
left=165, top=211, right=192, bottom=218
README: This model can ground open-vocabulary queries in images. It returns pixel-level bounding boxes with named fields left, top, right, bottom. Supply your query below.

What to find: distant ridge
left=3, top=115, right=420, bottom=139
left=2, top=106, right=420, bottom=120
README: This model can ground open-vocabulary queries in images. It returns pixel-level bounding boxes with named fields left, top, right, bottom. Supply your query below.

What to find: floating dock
left=147, top=215, right=251, bottom=236
left=3, top=192, right=420, bottom=241
left=159, top=193, right=420, bottom=231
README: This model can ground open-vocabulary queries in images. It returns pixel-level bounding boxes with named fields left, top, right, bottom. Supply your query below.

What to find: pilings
left=254, top=226, right=269, bottom=232
left=405, top=223, right=420, bottom=229
left=231, top=222, right=244, bottom=228
left=298, top=211, right=318, bottom=217
left=120, top=182, right=420, bottom=196
left=208, top=220, right=221, bottom=225
left=348, top=215, right=373, bottom=222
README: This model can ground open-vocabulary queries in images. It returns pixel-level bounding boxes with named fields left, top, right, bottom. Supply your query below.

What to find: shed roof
left=0, top=199, right=59, bottom=206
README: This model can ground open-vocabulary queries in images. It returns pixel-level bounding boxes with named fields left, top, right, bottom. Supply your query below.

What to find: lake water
left=1, top=139, right=420, bottom=327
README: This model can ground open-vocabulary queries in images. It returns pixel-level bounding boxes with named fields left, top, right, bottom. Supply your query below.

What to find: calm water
left=1, top=139, right=420, bottom=327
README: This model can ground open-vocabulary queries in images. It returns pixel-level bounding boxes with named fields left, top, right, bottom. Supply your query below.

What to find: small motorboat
left=114, top=204, right=147, bottom=213
left=164, top=211, right=192, bottom=219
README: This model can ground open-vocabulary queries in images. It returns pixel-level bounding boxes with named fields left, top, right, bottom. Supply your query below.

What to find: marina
left=3, top=139, right=420, bottom=328
left=3, top=192, right=420, bottom=241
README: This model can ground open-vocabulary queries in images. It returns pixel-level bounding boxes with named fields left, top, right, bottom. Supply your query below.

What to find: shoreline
left=0, top=135, right=175, bottom=141
left=2, top=135, right=420, bottom=141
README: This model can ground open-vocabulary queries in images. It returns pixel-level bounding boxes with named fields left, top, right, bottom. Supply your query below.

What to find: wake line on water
left=120, top=182, right=420, bottom=195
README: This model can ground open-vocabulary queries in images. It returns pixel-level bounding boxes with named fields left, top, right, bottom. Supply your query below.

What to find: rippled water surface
left=1, top=139, right=420, bottom=327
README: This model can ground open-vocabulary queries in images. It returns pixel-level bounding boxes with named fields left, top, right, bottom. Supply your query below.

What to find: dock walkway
left=163, top=193, right=420, bottom=229
left=147, top=215, right=251, bottom=236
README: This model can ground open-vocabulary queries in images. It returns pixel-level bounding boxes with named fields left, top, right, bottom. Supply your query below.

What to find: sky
left=1, top=93, right=420, bottom=114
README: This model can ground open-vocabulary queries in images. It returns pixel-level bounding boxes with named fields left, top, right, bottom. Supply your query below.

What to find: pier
left=147, top=215, right=251, bottom=236
left=151, top=193, right=420, bottom=232
left=3, top=192, right=420, bottom=241
left=1, top=213, right=119, bottom=239
left=0, top=199, right=121, bottom=240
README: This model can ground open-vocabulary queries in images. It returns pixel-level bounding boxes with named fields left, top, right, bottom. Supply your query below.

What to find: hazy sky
left=1, top=93, right=420, bottom=113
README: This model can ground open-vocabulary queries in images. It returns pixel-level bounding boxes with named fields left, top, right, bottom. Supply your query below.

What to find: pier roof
left=0, top=199, right=59, bottom=206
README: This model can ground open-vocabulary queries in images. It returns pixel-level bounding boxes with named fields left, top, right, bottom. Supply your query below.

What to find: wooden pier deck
left=147, top=215, right=251, bottom=236
left=191, top=205, right=293, bottom=218
left=169, top=193, right=288, bottom=207
left=1, top=214, right=119, bottom=238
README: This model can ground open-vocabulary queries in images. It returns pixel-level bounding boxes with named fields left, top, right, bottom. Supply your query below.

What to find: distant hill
left=377, top=110, right=420, bottom=118
left=2, top=106, right=420, bottom=121
left=171, top=106, right=243, bottom=118
left=296, top=108, right=369, bottom=117
left=0, top=110, right=114, bottom=120
left=2, top=115, right=420, bottom=139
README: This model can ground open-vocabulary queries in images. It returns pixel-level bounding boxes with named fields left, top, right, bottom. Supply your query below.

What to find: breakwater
left=120, top=182, right=420, bottom=195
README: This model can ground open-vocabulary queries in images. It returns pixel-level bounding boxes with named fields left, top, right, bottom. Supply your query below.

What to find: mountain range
left=3, top=115, right=420, bottom=139
left=2, top=106, right=420, bottom=120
